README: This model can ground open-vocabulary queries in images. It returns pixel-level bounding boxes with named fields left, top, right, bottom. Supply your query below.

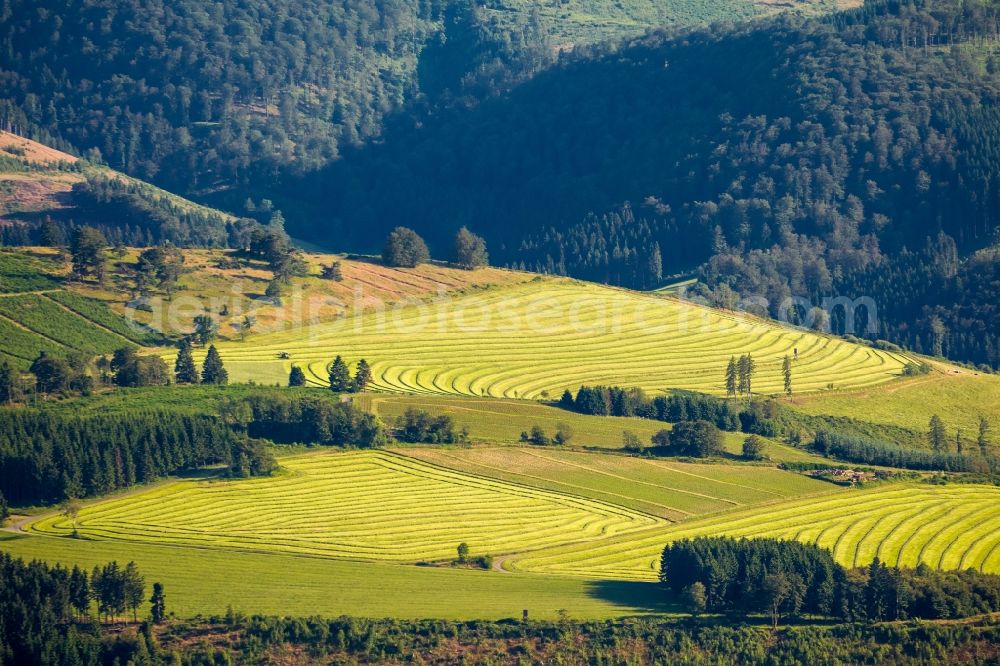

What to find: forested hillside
left=0, top=0, right=807, bottom=206
left=296, top=0, right=1000, bottom=368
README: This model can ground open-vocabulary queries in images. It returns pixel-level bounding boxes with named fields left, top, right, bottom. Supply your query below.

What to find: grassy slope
left=790, top=368, right=1000, bottom=438
left=181, top=278, right=918, bottom=398
left=28, top=449, right=662, bottom=562
left=0, top=533, right=669, bottom=619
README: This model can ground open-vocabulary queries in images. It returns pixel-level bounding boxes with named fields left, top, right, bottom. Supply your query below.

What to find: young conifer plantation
left=0, top=0, right=998, bottom=663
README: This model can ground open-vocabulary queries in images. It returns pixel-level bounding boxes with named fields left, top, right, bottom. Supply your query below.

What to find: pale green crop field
left=401, top=447, right=836, bottom=521
left=510, top=484, right=1000, bottom=580
left=0, top=533, right=671, bottom=619
left=29, top=449, right=661, bottom=562
left=173, top=279, right=916, bottom=399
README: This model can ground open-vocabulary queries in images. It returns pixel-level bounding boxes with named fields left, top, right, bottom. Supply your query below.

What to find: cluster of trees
left=650, top=420, right=725, bottom=458
left=326, top=356, right=371, bottom=392
left=0, top=554, right=165, bottom=665
left=519, top=423, right=574, bottom=446
left=176, top=344, right=229, bottom=386
left=661, top=537, right=1000, bottom=624
left=394, top=407, right=468, bottom=444
left=231, top=394, right=389, bottom=449
left=381, top=225, right=489, bottom=269
left=560, top=386, right=741, bottom=431
left=812, top=429, right=997, bottom=473
left=0, top=408, right=239, bottom=504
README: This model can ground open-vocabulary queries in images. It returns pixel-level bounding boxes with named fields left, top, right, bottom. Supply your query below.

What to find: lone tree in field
left=328, top=355, right=352, bottom=392
left=320, top=261, right=343, bottom=281
left=288, top=366, right=306, bottom=387
left=192, top=314, right=218, bottom=345
left=782, top=355, right=793, bottom=398
left=150, top=582, right=166, bottom=624
left=978, top=416, right=991, bottom=457
left=383, top=226, right=430, bottom=268
left=725, top=356, right=737, bottom=397
left=239, top=315, right=256, bottom=341
left=354, top=359, right=373, bottom=392
left=928, top=415, right=947, bottom=452
left=457, top=542, right=470, bottom=563
left=452, top=226, right=489, bottom=269
left=743, top=434, right=766, bottom=461
left=201, top=345, right=228, bottom=385
left=70, top=226, right=107, bottom=283
left=174, top=341, right=198, bottom=384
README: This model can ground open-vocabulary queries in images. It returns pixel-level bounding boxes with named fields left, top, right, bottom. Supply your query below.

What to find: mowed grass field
left=0, top=534, right=670, bottom=619
left=177, top=279, right=917, bottom=398
left=401, top=447, right=836, bottom=521
left=29, top=450, right=662, bottom=562
left=510, top=484, right=1000, bottom=580
left=791, top=369, right=1000, bottom=436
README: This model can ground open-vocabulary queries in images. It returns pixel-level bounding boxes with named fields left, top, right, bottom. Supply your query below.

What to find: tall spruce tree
left=328, top=356, right=352, bottom=392
left=725, top=357, right=737, bottom=397
left=782, top=355, right=792, bottom=398
left=0, top=361, right=14, bottom=403
left=979, top=416, right=991, bottom=457
left=200, top=345, right=228, bottom=385
left=174, top=343, right=198, bottom=384
left=928, top=415, right=947, bottom=452
left=354, top=359, right=373, bottom=392
left=288, top=366, right=306, bottom=387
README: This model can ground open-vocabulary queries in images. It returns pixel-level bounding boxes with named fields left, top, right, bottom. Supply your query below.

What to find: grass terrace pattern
left=510, top=483, right=1000, bottom=580
left=176, top=279, right=917, bottom=397
left=29, top=450, right=662, bottom=562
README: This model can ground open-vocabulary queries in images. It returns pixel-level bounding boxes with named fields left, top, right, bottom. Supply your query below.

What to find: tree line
left=661, top=537, right=1000, bottom=625
left=0, top=554, right=167, bottom=665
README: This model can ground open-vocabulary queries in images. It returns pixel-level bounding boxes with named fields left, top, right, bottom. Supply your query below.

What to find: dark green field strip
left=0, top=312, right=69, bottom=360
left=0, top=293, right=128, bottom=353
left=43, top=290, right=164, bottom=345
left=0, top=252, right=59, bottom=293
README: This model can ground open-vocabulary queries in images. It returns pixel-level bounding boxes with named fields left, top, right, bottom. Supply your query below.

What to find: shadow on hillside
left=584, top=579, right=680, bottom=615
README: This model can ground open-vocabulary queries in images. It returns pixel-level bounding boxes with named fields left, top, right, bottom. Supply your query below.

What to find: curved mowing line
left=167, top=281, right=915, bottom=397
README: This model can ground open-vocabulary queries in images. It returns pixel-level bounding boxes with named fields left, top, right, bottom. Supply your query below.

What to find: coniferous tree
left=69, top=226, right=107, bottom=283
left=353, top=359, right=372, bottom=392
left=328, top=356, right=352, bottom=392
left=782, top=355, right=792, bottom=398
left=559, top=388, right=575, bottom=409
left=192, top=314, right=218, bottom=345
left=928, top=415, right=947, bottom=452
left=123, top=561, right=144, bottom=623
left=201, top=345, right=228, bottom=385
left=174, top=342, right=199, bottom=384
left=744, top=354, right=756, bottom=397
left=0, top=361, right=14, bottom=404
left=725, top=357, right=737, bottom=397
left=288, top=366, right=306, bottom=387
left=150, top=582, right=166, bottom=624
